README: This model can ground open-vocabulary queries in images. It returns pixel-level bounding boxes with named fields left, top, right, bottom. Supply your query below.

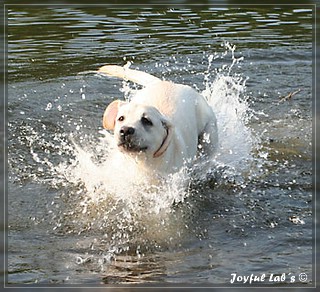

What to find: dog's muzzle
left=118, top=126, right=148, bottom=152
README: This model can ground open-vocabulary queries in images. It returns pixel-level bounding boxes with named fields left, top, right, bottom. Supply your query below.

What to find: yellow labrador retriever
left=99, top=64, right=218, bottom=175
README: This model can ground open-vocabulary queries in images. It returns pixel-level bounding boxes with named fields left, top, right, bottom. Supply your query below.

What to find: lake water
left=5, top=3, right=315, bottom=288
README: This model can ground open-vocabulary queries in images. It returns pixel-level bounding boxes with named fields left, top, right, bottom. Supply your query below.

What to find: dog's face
left=103, top=100, right=173, bottom=158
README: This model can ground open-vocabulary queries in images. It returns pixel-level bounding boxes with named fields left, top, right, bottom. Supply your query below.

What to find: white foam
left=58, top=131, right=191, bottom=213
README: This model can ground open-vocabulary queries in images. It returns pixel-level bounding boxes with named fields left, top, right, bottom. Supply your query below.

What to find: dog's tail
left=98, top=62, right=161, bottom=87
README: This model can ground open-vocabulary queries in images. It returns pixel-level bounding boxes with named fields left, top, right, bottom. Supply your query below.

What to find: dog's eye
left=141, top=116, right=153, bottom=126
left=118, top=116, right=125, bottom=122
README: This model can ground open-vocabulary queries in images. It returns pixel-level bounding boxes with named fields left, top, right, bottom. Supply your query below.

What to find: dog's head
left=103, top=100, right=173, bottom=158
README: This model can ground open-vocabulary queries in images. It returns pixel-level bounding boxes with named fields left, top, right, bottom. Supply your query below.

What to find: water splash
left=8, top=42, right=259, bottom=262
left=203, top=44, right=257, bottom=173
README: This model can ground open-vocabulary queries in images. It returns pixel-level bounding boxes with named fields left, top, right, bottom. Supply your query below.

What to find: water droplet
left=45, top=103, right=52, bottom=111
left=76, top=256, right=84, bottom=265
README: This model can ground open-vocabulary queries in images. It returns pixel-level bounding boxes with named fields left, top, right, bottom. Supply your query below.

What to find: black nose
left=120, top=126, right=135, bottom=137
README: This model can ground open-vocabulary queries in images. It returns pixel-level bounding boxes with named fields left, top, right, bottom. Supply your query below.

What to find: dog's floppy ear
left=103, top=100, right=126, bottom=130
left=153, top=119, right=174, bottom=158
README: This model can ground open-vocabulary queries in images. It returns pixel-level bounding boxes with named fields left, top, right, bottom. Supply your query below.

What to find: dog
left=98, top=64, right=218, bottom=175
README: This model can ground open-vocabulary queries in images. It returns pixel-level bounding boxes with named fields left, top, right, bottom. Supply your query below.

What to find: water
left=5, top=4, right=314, bottom=287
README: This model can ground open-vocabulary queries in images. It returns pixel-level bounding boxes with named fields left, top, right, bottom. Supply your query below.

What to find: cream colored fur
left=99, top=64, right=218, bottom=175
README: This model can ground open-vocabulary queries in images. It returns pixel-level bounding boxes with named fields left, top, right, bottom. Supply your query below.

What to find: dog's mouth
left=118, top=141, right=148, bottom=153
